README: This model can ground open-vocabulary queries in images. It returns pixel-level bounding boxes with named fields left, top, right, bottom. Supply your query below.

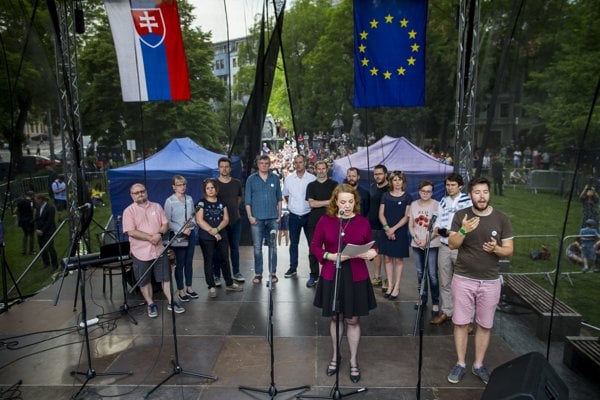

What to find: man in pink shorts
left=447, top=177, right=513, bottom=385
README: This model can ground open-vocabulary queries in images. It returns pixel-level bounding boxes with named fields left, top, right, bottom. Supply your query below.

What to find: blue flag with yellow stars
left=354, top=0, right=428, bottom=107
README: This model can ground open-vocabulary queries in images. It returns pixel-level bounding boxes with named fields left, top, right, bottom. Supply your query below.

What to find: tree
left=0, top=0, right=56, bottom=159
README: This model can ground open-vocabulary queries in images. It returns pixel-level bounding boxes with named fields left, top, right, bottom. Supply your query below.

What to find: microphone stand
left=69, top=207, right=131, bottom=399
left=140, top=211, right=217, bottom=399
left=299, top=215, right=367, bottom=399
left=412, top=219, right=436, bottom=400
left=240, top=230, right=310, bottom=398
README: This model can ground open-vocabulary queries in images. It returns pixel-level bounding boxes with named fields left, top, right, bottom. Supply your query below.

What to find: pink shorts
left=451, top=274, right=501, bottom=329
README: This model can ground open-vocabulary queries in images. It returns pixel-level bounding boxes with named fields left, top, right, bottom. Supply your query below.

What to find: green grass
left=1, top=200, right=114, bottom=300
left=494, top=185, right=600, bottom=331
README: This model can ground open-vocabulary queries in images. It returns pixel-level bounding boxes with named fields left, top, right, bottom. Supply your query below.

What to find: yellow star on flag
left=370, top=19, right=379, bottom=29
left=397, top=66, right=406, bottom=75
left=385, top=14, right=394, bottom=23
left=411, top=43, right=420, bottom=52
left=358, top=44, right=366, bottom=53
left=407, top=57, right=416, bottom=66
left=370, top=67, right=378, bottom=76
left=361, top=58, right=369, bottom=66
left=383, top=71, right=392, bottom=79
left=408, top=29, right=417, bottom=39
left=360, top=30, right=368, bottom=40
left=400, top=18, right=408, bottom=28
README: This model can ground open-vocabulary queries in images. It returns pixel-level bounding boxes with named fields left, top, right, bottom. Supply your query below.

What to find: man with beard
left=305, top=160, right=337, bottom=287
left=431, top=173, right=472, bottom=325
left=345, top=167, right=370, bottom=217
left=122, top=183, right=184, bottom=318
left=446, top=177, right=513, bottom=385
left=368, top=164, right=388, bottom=289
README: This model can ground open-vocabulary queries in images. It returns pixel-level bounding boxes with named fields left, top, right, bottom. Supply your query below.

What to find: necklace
left=340, top=217, right=354, bottom=236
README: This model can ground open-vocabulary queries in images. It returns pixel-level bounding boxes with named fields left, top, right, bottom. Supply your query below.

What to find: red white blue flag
left=104, top=0, right=190, bottom=102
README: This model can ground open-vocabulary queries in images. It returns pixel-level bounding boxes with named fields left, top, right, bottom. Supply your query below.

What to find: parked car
left=18, top=155, right=61, bottom=172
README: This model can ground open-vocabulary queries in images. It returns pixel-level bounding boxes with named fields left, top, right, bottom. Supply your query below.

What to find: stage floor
left=1, top=242, right=598, bottom=399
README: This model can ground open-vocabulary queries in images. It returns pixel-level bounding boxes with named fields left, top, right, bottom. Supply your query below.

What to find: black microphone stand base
left=298, top=385, right=367, bottom=399
left=145, top=359, right=216, bottom=399
left=70, top=367, right=132, bottom=399
left=239, top=383, right=310, bottom=399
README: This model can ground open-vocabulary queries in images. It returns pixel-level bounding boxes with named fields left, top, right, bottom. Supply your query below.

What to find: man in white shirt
left=282, top=154, right=316, bottom=279
left=431, top=173, right=472, bottom=325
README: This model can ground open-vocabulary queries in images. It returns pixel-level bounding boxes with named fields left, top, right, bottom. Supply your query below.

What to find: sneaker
left=233, top=273, right=245, bottom=283
left=209, top=287, right=217, bottom=298
left=177, top=293, right=191, bottom=302
left=582, top=266, right=590, bottom=273
left=306, top=276, right=317, bottom=288
left=147, top=303, right=158, bottom=318
left=214, top=276, right=222, bottom=287
left=226, top=283, right=243, bottom=291
left=370, top=277, right=382, bottom=287
left=284, top=268, right=297, bottom=278
left=472, top=365, right=490, bottom=385
left=168, top=302, right=185, bottom=314
left=447, top=364, right=466, bottom=384
left=186, top=290, right=199, bottom=299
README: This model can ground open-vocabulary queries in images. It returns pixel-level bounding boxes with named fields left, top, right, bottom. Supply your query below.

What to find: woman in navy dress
left=378, top=171, right=412, bottom=300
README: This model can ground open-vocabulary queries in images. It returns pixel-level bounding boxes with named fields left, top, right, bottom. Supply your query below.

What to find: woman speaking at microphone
left=311, top=184, right=377, bottom=383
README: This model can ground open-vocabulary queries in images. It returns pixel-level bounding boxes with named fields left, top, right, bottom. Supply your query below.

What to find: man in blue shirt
left=245, top=155, right=282, bottom=284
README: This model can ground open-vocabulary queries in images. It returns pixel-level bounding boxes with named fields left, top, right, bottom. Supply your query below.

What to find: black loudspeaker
left=482, top=352, right=569, bottom=400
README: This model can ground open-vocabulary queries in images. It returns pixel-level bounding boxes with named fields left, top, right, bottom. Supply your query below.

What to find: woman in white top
left=164, top=175, right=198, bottom=302
left=408, top=180, right=441, bottom=317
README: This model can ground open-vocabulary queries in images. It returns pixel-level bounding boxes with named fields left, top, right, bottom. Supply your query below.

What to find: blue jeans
left=213, top=219, right=242, bottom=277
left=250, top=219, right=278, bottom=275
left=173, top=229, right=196, bottom=290
left=413, top=246, right=439, bottom=306
left=288, top=213, right=310, bottom=271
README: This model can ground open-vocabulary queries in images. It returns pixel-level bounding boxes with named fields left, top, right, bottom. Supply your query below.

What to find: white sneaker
left=226, top=283, right=243, bottom=291
left=209, top=287, right=217, bottom=298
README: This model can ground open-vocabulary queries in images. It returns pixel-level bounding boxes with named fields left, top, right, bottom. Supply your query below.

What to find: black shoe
left=326, top=360, right=338, bottom=376
left=349, top=364, right=361, bottom=383
left=284, top=268, right=297, bottom=278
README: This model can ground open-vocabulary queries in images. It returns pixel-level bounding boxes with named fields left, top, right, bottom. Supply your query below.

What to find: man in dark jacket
left=34, top=193, right=58, bottom=269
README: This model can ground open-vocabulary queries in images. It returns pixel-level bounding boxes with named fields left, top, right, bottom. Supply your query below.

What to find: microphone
left=428, top=214, right=437, bottom=233
left=77, top=203, right=92, bottom=210
left=339, top=210, right=345, bottom=216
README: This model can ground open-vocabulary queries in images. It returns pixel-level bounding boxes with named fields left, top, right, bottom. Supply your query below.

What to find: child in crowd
left=579, top=219, right=600, bottom=272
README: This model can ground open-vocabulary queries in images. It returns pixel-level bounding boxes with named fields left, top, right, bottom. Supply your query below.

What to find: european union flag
left=353, top=0, right=428, bottom=107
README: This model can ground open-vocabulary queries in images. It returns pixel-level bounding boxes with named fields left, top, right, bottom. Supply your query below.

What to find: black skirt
left=313, top=261, right=377, bottom=317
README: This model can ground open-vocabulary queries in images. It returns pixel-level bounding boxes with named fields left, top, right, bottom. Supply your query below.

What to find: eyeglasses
left=131, top=190, right=146, bottom=195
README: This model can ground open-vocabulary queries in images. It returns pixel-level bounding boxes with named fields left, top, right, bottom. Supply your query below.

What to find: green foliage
left=524, top=0, right=600, bottom=151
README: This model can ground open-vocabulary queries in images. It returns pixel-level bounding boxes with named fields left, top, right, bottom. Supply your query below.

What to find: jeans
left=413, top=246, right=439, bottom=306
left=213, top=220, right=242, bottom=277
left=250, top=219, right=278, bottom=275
left=288, top=213, right=310, bottom=270
left=173, top=229, right=196, bottom=290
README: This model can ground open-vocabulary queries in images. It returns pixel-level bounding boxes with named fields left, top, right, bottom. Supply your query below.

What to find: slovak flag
left=104, top=0, right=190, bottom=102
